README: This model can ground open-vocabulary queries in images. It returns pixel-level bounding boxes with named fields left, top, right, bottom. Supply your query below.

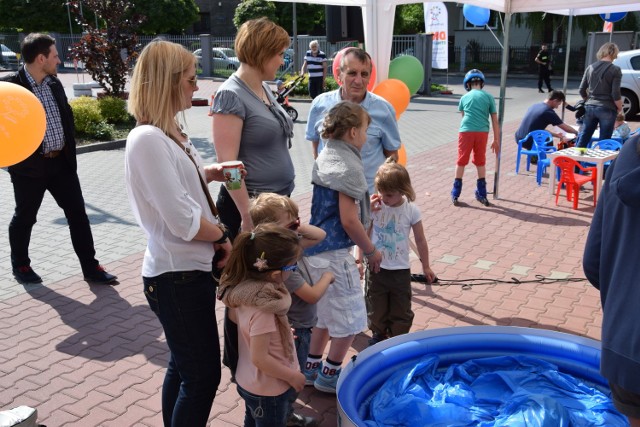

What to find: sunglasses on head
left=286, top=217, right=300, bottom=231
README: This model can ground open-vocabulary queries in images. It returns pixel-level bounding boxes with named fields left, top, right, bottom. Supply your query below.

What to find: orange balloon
left=372, top=79, right=410, bottom=120
left=333, top=47, right=377, bottom=91
left=0, top=82, right=46, bottom=167
left=397, top=144, right=407, bottom=166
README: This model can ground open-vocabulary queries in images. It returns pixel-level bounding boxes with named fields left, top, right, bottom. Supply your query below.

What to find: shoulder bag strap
left=169, top=135, right=220, bottom=219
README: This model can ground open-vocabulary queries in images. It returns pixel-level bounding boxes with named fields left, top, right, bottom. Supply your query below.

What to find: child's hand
left=357, top=261, right=364, bottom=279
left=321, top=271, right=335, bottom=284
left=289, top=371, right=306, bottom=392
left=422, top=267, right=437, bottom=285
left=370, top=194, right=382, bottom=212
left=367, top=250, right=382, bottom=273
left=491, top=139, right=499, bottom=154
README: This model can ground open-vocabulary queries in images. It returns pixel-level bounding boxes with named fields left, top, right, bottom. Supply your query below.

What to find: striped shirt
left=25, top=70, right=65, bottom=153
left=304, top=50, right=327, bottom=78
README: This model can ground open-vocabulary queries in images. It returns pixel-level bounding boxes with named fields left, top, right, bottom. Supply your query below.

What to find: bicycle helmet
left=463, top=69, right=485, bottom=91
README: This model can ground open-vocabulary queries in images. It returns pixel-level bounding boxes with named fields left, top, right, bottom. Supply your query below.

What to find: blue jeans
left=144, top=270, right=221, bottom=427
left=287, top=327, right=312, bottom=417
left=237, top=385, right=296, bottom=427
left=293, top=327, right=311, bottom=373
left=576, top=105, right=617, bottom=148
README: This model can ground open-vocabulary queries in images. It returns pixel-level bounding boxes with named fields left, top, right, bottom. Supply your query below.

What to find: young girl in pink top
left=219, top=223, right=305, bottom=427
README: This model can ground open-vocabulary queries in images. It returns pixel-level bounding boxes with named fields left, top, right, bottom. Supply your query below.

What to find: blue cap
left=463, top=69, right=485, bottom=91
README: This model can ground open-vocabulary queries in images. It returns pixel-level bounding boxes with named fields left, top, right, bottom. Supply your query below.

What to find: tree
left=233, top=0, right=277, bottom=30
left=0, top=0, right=78, bottom=33
left=394, top=4, right=424, bottom=35
left=133, top=0, right=199, bottom=35
left=272, top=3, right=325, bottom=35
left=69, top=0, right=144, bottom=97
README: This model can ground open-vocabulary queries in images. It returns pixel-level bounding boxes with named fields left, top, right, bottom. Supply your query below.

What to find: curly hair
left=320, top=101, right=370, bottom=140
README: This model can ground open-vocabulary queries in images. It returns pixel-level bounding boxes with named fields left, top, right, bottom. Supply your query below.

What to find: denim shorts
left=237, top=384, right=296, bottom=427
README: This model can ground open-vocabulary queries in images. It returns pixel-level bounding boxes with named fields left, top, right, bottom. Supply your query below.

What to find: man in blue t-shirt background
left=515, top=90, right=577, bottom=154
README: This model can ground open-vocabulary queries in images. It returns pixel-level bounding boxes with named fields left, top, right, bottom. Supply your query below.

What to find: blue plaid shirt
left=25, top=69, right=65, bottom=154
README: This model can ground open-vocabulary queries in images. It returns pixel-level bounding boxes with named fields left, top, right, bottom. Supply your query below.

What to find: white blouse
left=125, top=125, right=217, bottom=277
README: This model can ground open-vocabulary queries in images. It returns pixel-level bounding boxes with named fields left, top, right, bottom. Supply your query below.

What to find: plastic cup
left=221, top=161, right=244, bottom=190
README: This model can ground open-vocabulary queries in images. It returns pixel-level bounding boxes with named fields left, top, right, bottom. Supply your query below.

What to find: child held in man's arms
left=303, top=101, right=382, bottom=394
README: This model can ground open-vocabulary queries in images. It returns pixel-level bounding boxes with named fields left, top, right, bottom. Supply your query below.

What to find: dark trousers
left=576, top=105, right=617, bottom=148
left=308, top=77, right=324, bottom=100
left=8, top=156, right=98, bottom=272
left=144, top=271, right=221, bottom=427
left=366, top=268, right=414, bottom=337
left=538, top=68, right=552, bottom=91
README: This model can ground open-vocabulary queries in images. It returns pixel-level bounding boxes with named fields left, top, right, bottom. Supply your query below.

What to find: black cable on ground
left=411, top=274, right=588, bottom=289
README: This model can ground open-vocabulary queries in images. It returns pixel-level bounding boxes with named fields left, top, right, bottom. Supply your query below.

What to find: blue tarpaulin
left=364, top=355, right=628, bottom=427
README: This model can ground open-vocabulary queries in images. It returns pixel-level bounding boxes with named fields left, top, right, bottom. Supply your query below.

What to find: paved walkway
left=0, top=71, right=619, bottom=426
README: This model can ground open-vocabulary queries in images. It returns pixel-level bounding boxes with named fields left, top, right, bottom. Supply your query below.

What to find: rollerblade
left=451, top=179, right=462, bottom=206
left=475, top=178, right=490, bottom=206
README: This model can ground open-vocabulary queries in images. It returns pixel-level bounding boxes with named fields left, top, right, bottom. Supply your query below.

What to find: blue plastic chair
left=534, top=139, right=557, bottom=186
left=582, top=139, right=622, bottom=169
left=516, top=130, right=553, bottom=174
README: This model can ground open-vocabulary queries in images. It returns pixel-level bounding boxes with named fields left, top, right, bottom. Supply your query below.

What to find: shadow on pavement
left=25, top=282, right=167, bottom=367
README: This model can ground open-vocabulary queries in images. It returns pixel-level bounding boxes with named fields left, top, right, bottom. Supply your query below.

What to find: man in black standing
left=1, top=33, right=117, bottom=285
left=535, top=43, right=553, bottom=93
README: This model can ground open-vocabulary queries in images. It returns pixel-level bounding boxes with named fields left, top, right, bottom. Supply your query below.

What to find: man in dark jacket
left=1, top=33, right=116, bottom=284
left=534, top=43, right=553, bottom=93
left=583, top=134, right=640, bottom=426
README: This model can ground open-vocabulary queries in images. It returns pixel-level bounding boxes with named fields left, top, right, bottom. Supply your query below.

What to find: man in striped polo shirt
left=300, top=40, right=327, bottom=99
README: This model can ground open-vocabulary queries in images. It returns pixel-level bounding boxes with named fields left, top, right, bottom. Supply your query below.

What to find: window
left=630, top=55, right=640, bottom=71
left=463, top=10, right=501, bottom=30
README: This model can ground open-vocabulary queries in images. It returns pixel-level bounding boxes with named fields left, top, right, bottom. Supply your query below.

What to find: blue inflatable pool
left=337, top=326, right=613, bottom=426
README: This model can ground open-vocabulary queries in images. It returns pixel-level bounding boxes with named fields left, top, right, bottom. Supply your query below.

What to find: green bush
left=88, top=121, right=116, bottom=141
left=70, top=97, right=102, bottom=135
left=98, top=96, right=131, bottom=124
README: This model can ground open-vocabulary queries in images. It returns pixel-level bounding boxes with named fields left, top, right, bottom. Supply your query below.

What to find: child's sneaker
left=314, top=364, right=341, bottom=394
left=303, top=361, right=320, bottom=386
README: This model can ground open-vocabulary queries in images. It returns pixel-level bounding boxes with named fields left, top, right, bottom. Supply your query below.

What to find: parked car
left=613, top=49, right=640, bottom=120
left=193, top=47, right=240, bottom=70
left=0, top=44, right=19, bottom=70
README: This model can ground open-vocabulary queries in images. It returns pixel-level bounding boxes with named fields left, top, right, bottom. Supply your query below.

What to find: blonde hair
left=616, top=112, right=625, bottom=122
left=220, top=223, right=301, bottom=287
left=128, top=40, right=196, bottom=135
left=250, top=193, right=298, bottom=225
left=235, top=18, right=290, bottom=72
left=320, top=101, right=370, bottom=140
left=596, top=42, right=619, bottom=60
left=374, top=158, right=416, bottom=201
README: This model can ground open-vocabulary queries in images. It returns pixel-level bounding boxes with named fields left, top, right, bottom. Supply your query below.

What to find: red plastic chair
left=552, top=156, right=598, bottom=210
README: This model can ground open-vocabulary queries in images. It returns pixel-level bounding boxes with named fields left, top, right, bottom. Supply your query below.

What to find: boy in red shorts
left=451, top=69, right=499, bottom=206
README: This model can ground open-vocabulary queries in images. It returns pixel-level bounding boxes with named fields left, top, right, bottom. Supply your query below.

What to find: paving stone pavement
left=0, top=71, right=618, bottom=426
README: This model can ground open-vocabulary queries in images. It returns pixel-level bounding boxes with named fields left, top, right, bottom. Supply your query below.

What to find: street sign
left=599, top=12, right=627, bottom=23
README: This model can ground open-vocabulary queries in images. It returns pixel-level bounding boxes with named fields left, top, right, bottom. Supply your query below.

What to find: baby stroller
left=274, top=75, right=305, bottom=121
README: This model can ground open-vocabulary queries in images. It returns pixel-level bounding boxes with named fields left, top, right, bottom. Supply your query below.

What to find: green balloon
left=389, top=55, right=424, bottom=95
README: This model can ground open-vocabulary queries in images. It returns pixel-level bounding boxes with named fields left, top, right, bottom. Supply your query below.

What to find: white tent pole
left=494, top=11, right=511, bottom=200
left=561, top=12, right=574, bottom=121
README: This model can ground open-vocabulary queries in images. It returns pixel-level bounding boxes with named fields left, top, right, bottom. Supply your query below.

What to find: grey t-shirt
left=212, top=74, right=295, bottom=195
left=284, top=257, right=317, bottom=329
left=579, top=60, right=622, bottom=112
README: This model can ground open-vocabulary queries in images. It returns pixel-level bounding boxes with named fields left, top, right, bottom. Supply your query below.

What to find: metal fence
left=1, top=32, right=588, bottom=76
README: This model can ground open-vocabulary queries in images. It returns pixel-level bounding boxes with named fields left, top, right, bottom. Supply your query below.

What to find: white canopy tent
left=273, top=0, right=640, bottom=197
